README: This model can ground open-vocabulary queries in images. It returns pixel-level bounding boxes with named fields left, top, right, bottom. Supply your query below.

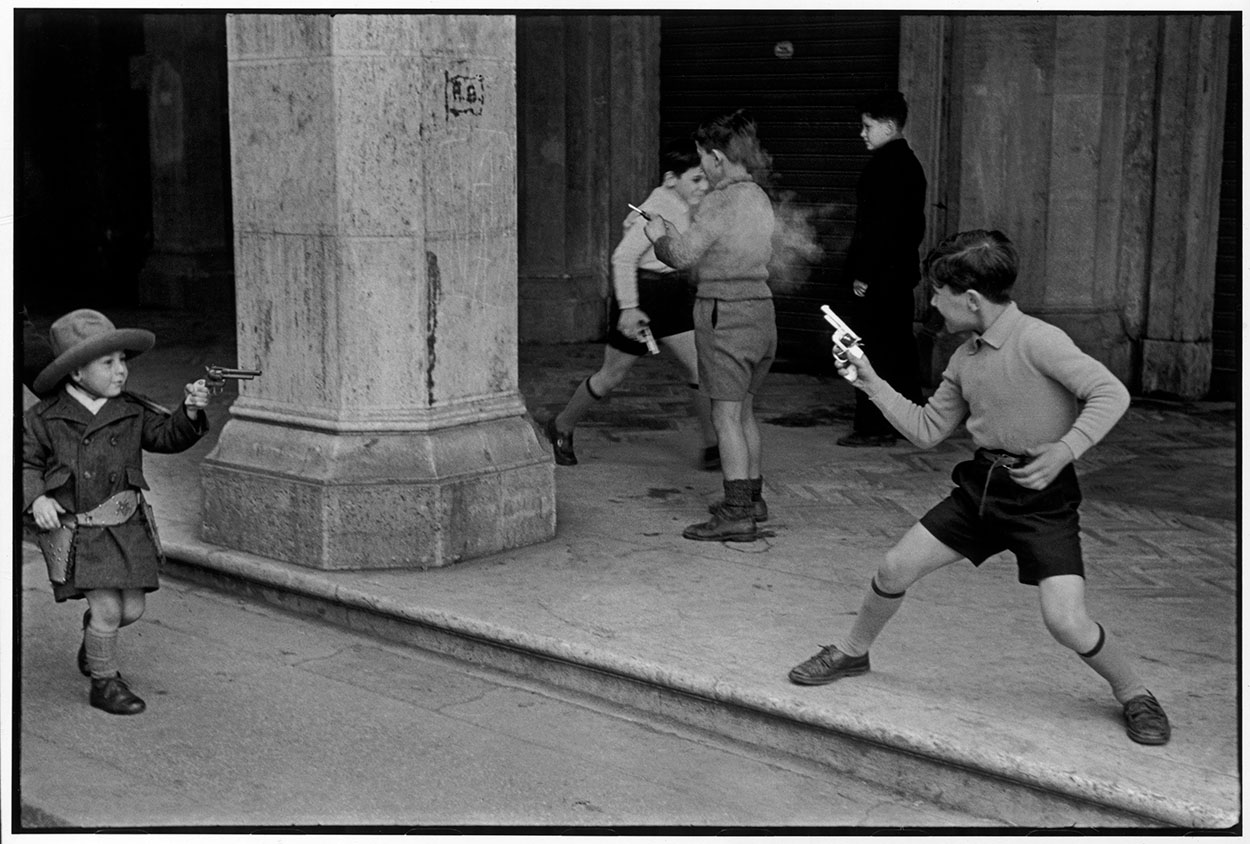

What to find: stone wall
left=902, top=14, right=1230, bottom=397
left=516, top=15, right=661, bottom=343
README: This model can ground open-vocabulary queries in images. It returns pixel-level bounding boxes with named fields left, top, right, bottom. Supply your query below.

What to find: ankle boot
left=685, top=479, right=757, bottom=542
left=90, top=674, right=146, bottom=715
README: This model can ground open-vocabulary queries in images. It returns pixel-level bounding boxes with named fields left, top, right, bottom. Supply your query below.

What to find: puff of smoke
left=768, top=190, right=827, bottom=294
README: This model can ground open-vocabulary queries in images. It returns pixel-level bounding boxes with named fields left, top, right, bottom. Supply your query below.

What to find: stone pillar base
left=201, top=415, right=555, bottom=570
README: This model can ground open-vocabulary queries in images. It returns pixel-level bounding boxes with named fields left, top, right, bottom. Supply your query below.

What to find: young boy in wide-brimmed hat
left=23, top=309, right=211, bottom=715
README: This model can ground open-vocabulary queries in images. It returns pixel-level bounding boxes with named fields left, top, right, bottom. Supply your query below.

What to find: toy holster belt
left=36, top=490, right=145, bottom=585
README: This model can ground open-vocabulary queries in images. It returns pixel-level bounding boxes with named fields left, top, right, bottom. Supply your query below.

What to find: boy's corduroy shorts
left=693, top=297, right=776, bottom=401
left=920, top=455, right=1085, bottom=585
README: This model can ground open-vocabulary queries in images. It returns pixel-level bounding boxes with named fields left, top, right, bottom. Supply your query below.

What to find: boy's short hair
left=659, top=136, right=701, bottom=179
left=858, top=90, right=909, bottom=129
left=924, top=229, right=1018, bottom=304
left=694, top=108, right=769, bottom=173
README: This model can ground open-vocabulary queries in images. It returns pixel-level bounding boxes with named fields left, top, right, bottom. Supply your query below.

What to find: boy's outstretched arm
left=838, top=346, right=965, bottom=448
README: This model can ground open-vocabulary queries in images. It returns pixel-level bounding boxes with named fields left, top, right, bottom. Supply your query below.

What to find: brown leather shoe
left=788, top=645, right=870, bottom=685
left=544, top=419, right=577, bottom=466
left=90, top=675, right=146, bottom=715
left=1123, top=692, right=1171, bottom=745
left=683, top=508, right=757, bottom=542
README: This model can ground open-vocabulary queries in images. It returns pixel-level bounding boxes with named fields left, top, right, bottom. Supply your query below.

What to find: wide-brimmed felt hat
left=32, top=309, right=155, bottom=396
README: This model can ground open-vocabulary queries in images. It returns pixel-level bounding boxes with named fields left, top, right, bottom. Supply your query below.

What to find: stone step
left=162, top=554, right=1175, bottom=829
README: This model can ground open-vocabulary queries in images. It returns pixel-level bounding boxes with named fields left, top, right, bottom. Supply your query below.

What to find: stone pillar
left=899, top=15, right=951, bottom=258
left=1138, top=15, right=1229, bottom=396
left=906, top=14, right=1230, bottom=397
left=137, top=13, right=233, bottom=309
left=516, top=15, right=660, bottom=343
left=202, top=14, right=555, bottom=570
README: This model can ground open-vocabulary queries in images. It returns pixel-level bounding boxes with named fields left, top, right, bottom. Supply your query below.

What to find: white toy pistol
left=638, top=325, right=660, bottom=355
left=820, top=305, right=864, bottom=382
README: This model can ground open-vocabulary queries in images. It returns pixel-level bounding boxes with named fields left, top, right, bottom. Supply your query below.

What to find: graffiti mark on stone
left=446, top=72, right=484, bottom=118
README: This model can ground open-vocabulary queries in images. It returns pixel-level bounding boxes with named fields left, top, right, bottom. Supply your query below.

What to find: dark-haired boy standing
left=840, top=90, right=927, bottom=447
left=790, top=230, right=1171, bottom=746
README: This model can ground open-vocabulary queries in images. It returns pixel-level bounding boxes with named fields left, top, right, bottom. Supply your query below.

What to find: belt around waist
left=73, top=489, right=141, bottom=527
left=974, top=448, right=1027, bottom=468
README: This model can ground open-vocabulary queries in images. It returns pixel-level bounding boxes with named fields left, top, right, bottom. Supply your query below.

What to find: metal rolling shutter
left=660, top=11, right=901, bottom=371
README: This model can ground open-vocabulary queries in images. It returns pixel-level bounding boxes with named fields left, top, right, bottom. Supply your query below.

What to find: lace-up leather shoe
left=788, top=645, right=870, bottom=685
left=77, top=610, right=92, bottom=677
left=90, top=674, right=146, bottom=715
left=1123, top=692, right=1170, bottom=745
left=683, top=508, right=757, bottom=542
left=544, top=419, right=577, bottom=466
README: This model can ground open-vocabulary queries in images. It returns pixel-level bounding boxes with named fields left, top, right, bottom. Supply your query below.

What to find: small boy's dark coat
left=23, top=391, right=207, bottom=515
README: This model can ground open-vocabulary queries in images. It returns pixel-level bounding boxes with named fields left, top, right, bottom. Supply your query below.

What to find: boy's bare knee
left=877, top=549, right=916, bottom=594
left=1042, top=609, right=1095, bottom=651
left=119, top=593, right=146, bottom=626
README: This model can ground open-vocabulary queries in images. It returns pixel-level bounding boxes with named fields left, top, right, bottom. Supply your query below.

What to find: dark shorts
left=694, top=297, right=777, bottom=401
left=919, top=449, right=1085, bottom=586
left=607, top=269, right=696, bottom=356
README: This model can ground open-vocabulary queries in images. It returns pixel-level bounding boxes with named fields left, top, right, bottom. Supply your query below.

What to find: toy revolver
left=205, top=364, right=262, bottom=394
left=637, top=325, right=660, bottom=355
left=820, top=305, right=864, bottom=382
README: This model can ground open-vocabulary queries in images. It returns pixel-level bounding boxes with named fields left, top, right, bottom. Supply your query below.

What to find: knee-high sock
left=555, top=376, right=603, bottom=432
left=837, top=578, right=905, bottom=657
left=1079, top=624, right=1149, bottom=704
left=84, top=627, right=120, bottom=680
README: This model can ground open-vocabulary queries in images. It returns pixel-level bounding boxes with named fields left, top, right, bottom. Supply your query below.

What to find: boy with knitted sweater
left=789, top=230, right=1171, bottom=745
left=647, top=110, right=776, bottom=542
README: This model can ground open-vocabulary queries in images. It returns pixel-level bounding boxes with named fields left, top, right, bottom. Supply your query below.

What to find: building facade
left=16, top=11, right=1238, bottom=397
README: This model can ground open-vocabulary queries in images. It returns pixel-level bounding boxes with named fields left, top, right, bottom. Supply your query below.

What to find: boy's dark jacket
left=23, top=391, right=208, bottom=516
left=845, top=137, right=927, bottom=290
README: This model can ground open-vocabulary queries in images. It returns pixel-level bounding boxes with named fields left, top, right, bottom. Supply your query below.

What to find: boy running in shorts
left=545, top=137, right=717, bottom=468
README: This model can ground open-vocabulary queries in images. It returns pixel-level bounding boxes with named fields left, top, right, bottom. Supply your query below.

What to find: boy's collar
left=974, top=301, right=1020, bottom=349
left=713, top=173, right=753, bottom=190
left=65, top=382, right=109, bottom=414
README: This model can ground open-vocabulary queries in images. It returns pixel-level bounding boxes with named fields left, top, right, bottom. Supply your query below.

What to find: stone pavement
left=16, top=307, right=1241, bottom=829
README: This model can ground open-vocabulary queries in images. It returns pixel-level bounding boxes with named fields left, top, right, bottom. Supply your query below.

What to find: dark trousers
left=847, top=285, right=924, bottom=437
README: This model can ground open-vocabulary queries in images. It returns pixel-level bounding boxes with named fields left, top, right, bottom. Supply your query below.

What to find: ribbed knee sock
left=749, top=477, right=763, bottom=501
left=1078, top=623, right=1149, bottom=704
left=837, top=577, right=906, bottom=657
left=84, top=627, right=120, bottom=680
left=555, top=376, right=603, bottom=432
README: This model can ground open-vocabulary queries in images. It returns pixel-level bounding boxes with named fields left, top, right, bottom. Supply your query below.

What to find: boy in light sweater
left=647, top=109, right=776, bottom=542
left=788, top=230, right=1170, bottom=746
